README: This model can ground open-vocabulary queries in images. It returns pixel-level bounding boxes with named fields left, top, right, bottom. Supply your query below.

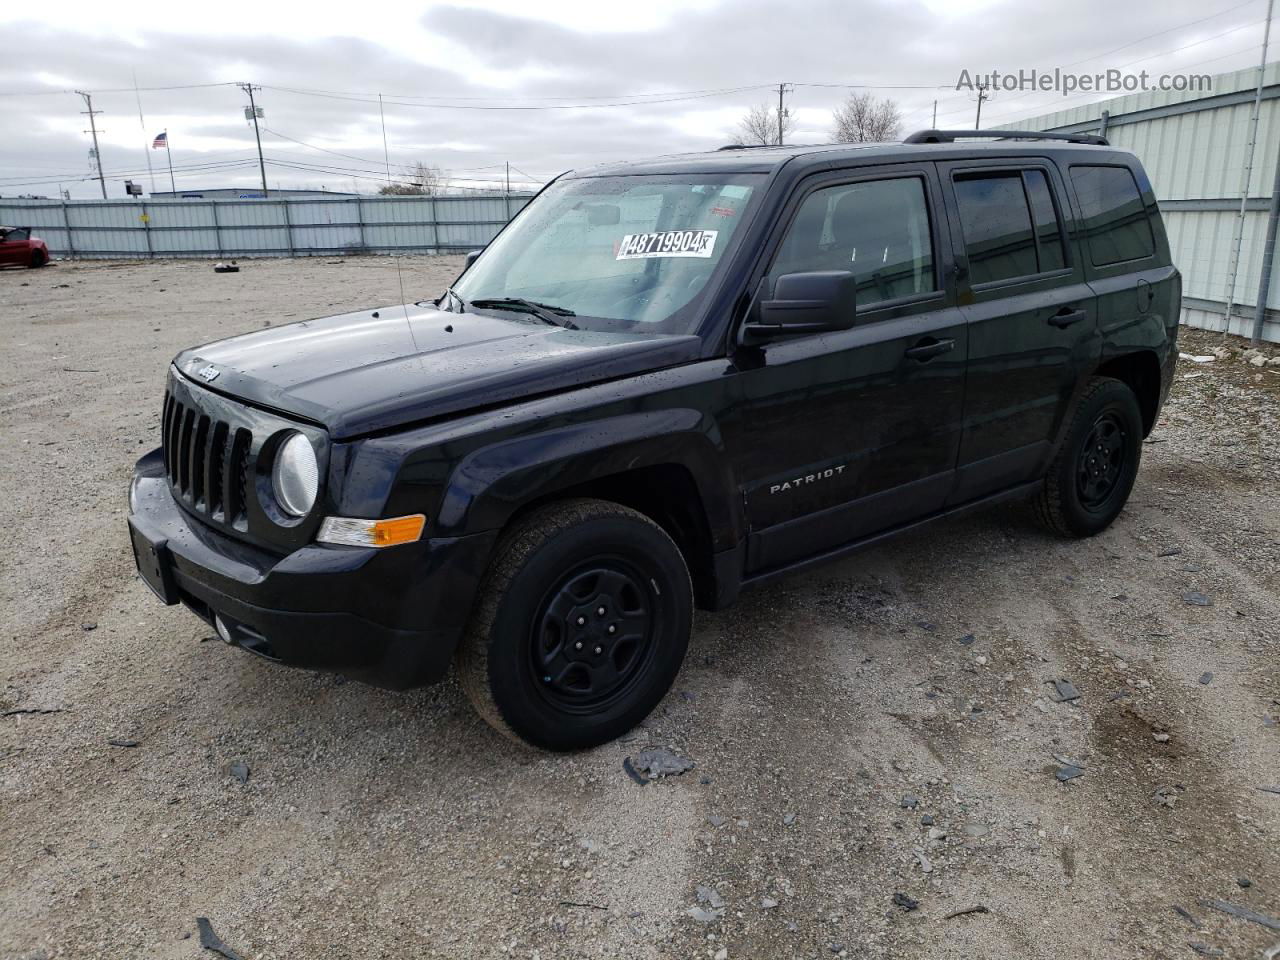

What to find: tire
left=458, top=498, right=693, bottom=751
left=1034, top=376, right=1143, bottom=537
left=28, top=250, right=46, bottom=268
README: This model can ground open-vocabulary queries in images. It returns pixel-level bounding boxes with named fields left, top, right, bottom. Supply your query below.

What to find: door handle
left=904, top=337, right=955, bottom=361
left=1049, top=307, right=1087, bottom=328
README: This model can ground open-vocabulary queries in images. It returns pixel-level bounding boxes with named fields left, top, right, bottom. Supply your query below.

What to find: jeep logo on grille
left=197, top=364, right=220, bottom=382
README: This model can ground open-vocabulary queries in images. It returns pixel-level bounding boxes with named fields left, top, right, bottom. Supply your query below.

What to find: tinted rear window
left=953, top=173, right=1038, bottom=285
left=1070, top=165, right=1155, bottom=265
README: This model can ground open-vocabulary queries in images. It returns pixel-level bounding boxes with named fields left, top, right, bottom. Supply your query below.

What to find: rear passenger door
left=939, top=159, right=1101, bottom=503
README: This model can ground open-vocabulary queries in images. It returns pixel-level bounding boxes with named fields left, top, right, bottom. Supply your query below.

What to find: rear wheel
left=1035, top=376, right=1143, bottom=537
left=458, top=498, right=693, bottom=751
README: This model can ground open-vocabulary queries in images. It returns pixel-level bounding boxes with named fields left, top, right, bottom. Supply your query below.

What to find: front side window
left=1070, top=165, right=1155, bottom=266
left=452, top=174, right=762, bottom=334
left=3, top=228, right=29, bottom=242
left=768, top=177, right=936, bottom=307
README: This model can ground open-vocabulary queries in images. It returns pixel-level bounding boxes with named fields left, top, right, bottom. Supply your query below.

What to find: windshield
left=451, top=173, right=762, bottom=334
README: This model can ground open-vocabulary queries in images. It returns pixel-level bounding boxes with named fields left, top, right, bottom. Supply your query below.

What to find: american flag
left=152, top=132, right=167, bottom=149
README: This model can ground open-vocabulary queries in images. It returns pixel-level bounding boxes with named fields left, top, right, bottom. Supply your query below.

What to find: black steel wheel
left=1035, top=376, right=1144, bottom=537
left=459, top=498, right=692, bottom=751
left=1076, top=412, right=1127, bottom=508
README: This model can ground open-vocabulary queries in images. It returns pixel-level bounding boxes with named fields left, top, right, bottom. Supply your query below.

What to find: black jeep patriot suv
left=128, top=130, right=1180, bottom=750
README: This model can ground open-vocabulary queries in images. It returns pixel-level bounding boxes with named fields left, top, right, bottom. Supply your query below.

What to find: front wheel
left=1035, top=376, right=1143, bottom=537
left=458, top=498, right=693, bottom=751
left=29, top=250, right=46, bottom=268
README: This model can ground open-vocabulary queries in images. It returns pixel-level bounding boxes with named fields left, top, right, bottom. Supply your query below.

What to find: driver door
left=723, top=165, right=968, bottom=574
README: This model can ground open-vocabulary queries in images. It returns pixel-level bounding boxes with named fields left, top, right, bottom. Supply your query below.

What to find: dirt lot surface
left=2, top=257, right=1279, bottom=960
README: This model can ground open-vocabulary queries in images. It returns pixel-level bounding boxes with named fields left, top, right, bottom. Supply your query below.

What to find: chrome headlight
left=272, top=432, right=319, bottom=517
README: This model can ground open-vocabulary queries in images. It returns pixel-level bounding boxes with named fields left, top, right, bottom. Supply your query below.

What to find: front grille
left=162, top=390, right=252, bottom=525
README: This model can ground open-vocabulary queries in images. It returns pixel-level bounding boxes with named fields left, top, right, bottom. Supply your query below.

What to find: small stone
left=1237, top=877, right=1252, bottom=889
left=1157, top=547, right=1182, bottom=557
left=761, top=898, right=779, bottom=909
left=892, top=892, right=919, bottom=912
left=783, top=812, right=796, bottom=826
left=1056, top=764, right=1086, bottom=782
left=928, top=826, right=947, bottom=841
left=687, top=906, right=721, bottom=923
left=920, top=814, right=935, bottom=826
left=1153, top=732, right=1170, bottom=743
left=957, top=634, right=976, bottom=646
left=1183, top=591, right=1212, bottom=606
left=900, top=795, right=919, bottom=809
left=1249, top=354, right=1267, bottom=367
left=228, top=761, right=249, bottom=784
left=1198, top=672, right=1214, bottom=686
left=714, top=949, right=728, bottom=960
left=80, top=622, right=97, bottom=632
left=707, top=815, right=726, bottom=828
left=964, top=823, right=990, bottom=838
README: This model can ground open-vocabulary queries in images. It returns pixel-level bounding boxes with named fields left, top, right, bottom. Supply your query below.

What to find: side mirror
left=464, top=249, right=483, bottom=271
left=741, top=271, right=857, bottom=342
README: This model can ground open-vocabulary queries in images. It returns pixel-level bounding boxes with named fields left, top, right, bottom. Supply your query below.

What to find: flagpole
left=164, top=130, right=176, bottom=194
left=133, top=71, right=155, bottom=194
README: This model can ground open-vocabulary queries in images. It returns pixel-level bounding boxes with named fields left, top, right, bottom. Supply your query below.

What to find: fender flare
left=431, top=408, right=742, bottom=549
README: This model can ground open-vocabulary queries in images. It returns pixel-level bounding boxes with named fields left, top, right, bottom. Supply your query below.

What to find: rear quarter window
left=1069, top=165, right=1155, bottom=266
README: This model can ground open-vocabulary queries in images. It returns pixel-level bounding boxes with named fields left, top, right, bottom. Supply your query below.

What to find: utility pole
left=974, top=80, right=990, bottom=129
left=77, top=91, right=107, bottom=199
left=239, top=83, right=269, bottom=197
left=932, top=100, right=937, bottom=128
left=505, top=161, right=511, bottom=196
left=776, top=83, right=790, bottom=146
left=1224, top=0, right=1274, bottom=336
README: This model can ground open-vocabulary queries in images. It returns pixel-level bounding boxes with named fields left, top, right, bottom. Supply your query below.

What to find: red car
left=0, top=226, right=50, bottom=268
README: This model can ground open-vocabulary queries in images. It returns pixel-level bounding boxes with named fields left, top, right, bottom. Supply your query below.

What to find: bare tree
left=732, top=103, right=795, bottom=146
left=379, top=162, right=444, bottom=195
left=831, top=93, right=902, bottom=143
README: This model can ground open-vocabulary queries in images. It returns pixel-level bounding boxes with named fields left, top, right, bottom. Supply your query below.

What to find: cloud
left=0, top=0, right=1265, bottom=198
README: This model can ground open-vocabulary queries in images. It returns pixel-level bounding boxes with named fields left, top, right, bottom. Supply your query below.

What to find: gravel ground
left=2, top=257, right=1278, bottom=960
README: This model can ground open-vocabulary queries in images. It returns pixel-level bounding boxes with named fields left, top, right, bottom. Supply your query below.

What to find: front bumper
left=127, top=447, right=495, bottom=689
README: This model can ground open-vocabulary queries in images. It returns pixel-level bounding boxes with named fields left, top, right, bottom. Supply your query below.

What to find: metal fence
left=1012, top=61, right=1280, bottom=343
left=0, top=193, right=535, bottom=260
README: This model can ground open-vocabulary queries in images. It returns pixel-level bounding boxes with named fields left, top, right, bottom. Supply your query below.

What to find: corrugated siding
left=0, top=193, right=534, bottom=260
left=1014, top=61, right=1280, bottom=340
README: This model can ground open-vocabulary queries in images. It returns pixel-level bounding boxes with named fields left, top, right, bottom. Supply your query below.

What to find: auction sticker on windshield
left=616, top=229, right=718, bottom=260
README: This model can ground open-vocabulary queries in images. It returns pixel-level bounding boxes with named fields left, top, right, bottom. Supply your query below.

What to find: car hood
left=175, top=303, right=701, bottom=439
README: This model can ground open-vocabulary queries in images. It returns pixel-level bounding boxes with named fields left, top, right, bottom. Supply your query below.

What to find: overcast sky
left=0, top=0, right=1271, bottom=198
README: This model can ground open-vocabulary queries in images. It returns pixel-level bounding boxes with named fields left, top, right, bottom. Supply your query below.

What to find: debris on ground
left=213, top=262, right=240, bottom=273
left=1157, top=547, right=1182, bottom=557
left=942, top=905, right=990, bottom=921
left=706, top=815, right=725, bottom=827
left=1188, top=943, right=1224, bottom=956
left=196, top=917, right=245, bottom=960
left=80, top=622, right=97, bottom=631
left=622, top=757, right=648, bottom=785
left=900, top=795, right=919, bottom=809
left=1056, top=764, right=1086, bottom=782
left=1203, top=900, right=1280, bottom=931
left=696, top=885, right=725, bottom=909
left=1256, top=785, right=1280, bottom=796
left=1051, top=679, right=1081, bottom=702
left=760, top=898, right=779, bottom=909
left=227, top=761, right=249, bottom=784
left=1152, top=785, right=1183, bottom=809
left=686, top=905, right=723, bottom=923
left=1172, top=905, right=1202, bottom=929
left=1, top=708, right=63, bottom=717
left=892, top=892, right=919, bottom=912
left=107, top=739, right=139, bottom=748
left=783, top=812, right=797, bottom=826
left=1183, top=591, right=1213, bottom=606
left=630, top=749, right=694, bottom=780
left=1199, top=672, right=1214, bottom=685
left=957, top=633, right=976, bottom=646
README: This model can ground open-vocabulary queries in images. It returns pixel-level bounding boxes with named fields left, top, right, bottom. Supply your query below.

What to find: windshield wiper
left=469, top=297, right=579, bottom=329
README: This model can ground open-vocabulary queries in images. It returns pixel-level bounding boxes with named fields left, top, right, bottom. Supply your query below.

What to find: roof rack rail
left=717, top=143, right=776, bottom=151
left=903, top=128, right=1109, bottom=146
